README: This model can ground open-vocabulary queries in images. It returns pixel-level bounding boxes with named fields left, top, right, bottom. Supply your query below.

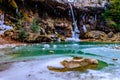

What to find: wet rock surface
left=0, top=0, right=114, bottom=43
left=84, top=31, right=120, bottom=42
left=48, top=57, right=98, bottom=72
left=84, top=31, right=107, bottom=40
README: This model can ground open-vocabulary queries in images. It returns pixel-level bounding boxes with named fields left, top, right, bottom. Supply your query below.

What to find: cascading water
left=82, top=14, right=87, bottom=33
left=66, top=3, right=80, bottom=41
left=83, top=25, right=87, bottom=33
left=16, top=8, right=19, bottom=14
left=94, top=14, right=97, bottom=21
left=0, top=13, right=13, bottom=34
left=0, top=14, right=4, bottom=25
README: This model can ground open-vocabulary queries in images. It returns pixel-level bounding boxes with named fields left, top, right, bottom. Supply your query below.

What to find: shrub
left=19, top=28, right=27, bottom=41
left=103, top=0, right=120, bottom=32
left=31, top=18, right=40, bottom=33
left=106, top=19, right=117, bottom=28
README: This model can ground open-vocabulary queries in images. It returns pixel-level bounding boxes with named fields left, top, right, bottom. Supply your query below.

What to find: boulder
left=107, top=32, right=114, bottom=38
left=4, top=30, right=13, bottom=36
left=25, top=33, right=56, bottom=42
left=54, top=18, right=72, bottom=37
left=36, top=35, right=53, bottom=42
left=48, top=57, right=98, bottom=72
left=84, top=31, right=107, bottom=40
left=111, top=33, right=120, bottom=42
left=12, top=30, right=20, bottom=40
left=25, top=33, right=40, bottom=42
left=61, top=57, right=98, bottom=69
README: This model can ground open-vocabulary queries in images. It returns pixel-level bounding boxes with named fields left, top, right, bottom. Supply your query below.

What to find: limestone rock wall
left=0, top=0, right=111, bottom=42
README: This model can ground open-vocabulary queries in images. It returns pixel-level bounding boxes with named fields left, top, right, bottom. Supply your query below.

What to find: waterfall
left=0, top=14, right=4, bottom=25
left=66, top=3, right=80, bottom=41
left=83, top=25, right=87, bottom=33
left=16, top=8, right=19, bottom=14
left=57, top=38, right=61, bottom=42
left=0, top=13, right=13, bottom=35
left=82, top=14, right=87, bottom=33
left=82, top=14, right=85, bottom=23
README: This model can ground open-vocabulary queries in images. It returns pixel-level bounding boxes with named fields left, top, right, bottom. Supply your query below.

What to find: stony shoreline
left=0, top=36, right=27, bottom=49
left=1, top=30, right=120, bottom=49
left=0, top=36, right=120, bottom=49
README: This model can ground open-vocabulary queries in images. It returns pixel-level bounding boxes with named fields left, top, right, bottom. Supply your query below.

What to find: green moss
left=47, top=64, right=98, bottom=72
left=97, top=60, right=108, bottom=70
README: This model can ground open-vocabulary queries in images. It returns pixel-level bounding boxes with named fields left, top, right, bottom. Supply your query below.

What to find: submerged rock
left=48, top=57, right=98, bottom=72
left=112, top=58, right=118, bottom=61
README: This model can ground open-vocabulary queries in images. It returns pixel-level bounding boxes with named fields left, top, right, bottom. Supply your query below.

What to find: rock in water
left=60, top=57, right=98, bottom=68
left=48, top=57, right=98, bottom=72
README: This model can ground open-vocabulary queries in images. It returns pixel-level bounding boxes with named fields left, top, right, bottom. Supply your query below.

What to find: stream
left=0, top=42, right=120, bottom=80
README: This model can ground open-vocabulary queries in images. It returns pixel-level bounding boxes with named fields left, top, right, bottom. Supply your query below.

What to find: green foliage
left=19, top=28, right=27, bottom=41
left=106, top=19, right=120, bottom=31
left=15, top=19, right=24, bottom=30
left=103, top=0, right=120, bottom=31
left=114, top=24, right=120, bottom=31
left=17, top=12, right=22, bottom=18
left=107, top=19, right=117, bottom=27
left=31, top=18, right=40, bottom=33
left=110, top=0, right=120, bottom=23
